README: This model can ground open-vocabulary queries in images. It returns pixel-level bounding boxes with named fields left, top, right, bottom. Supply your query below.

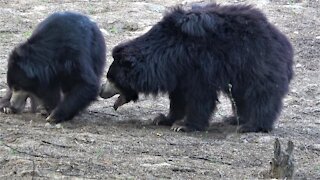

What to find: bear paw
left=153, top=114, right=174, bottom=126
left=2, top=107, right=14, bottom=114
left=237, top=123, right=271, bottom=133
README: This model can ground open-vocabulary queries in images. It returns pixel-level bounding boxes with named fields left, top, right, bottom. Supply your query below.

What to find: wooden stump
left=269, top=138, right=294, bottom=179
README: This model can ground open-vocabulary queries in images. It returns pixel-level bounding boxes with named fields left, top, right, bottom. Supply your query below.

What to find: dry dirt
left=0, top=0, right=319, bottom=179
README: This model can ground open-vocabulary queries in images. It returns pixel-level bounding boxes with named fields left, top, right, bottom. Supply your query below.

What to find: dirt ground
left=0, top=0, right=319, bottom=179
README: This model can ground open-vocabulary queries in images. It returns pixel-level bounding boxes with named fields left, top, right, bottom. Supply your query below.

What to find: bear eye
left=12, top=86, right=21, bottom=91
left=119, top=58, right=134, bottom=69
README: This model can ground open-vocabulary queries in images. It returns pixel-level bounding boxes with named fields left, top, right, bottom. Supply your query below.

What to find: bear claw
left=2, top=107, right=13, bottom=114
left=46, top=115, right=58, bottom=123
left=170, top=123, right=191, bottom=132
left=170, top=126, right=185, bottom=132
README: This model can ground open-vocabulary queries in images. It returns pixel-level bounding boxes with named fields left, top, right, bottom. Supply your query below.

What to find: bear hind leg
left=237, top=93, right=283, bottom=133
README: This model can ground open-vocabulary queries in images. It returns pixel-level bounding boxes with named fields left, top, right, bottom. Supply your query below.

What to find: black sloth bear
left=105, top=3, right=293, bottom=132
left=5, top=12, right=106, bottom=123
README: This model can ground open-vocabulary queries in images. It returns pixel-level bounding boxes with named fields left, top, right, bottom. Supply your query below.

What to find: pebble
left=257, top=136, right=274, bottom=144
left=55, top=124, right=62, bottom=129
left=141, top=162, right=171, bottom=168
left=45, top=122, right=53, bottom=128
left=44, top=123, right=62, bottom=129
left=312, top=144, right=320, bottom=150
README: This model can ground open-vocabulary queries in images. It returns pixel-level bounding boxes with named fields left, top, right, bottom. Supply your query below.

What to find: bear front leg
left=40, top=86, right=61, bottom=116
left=46, top=83, right=99, bottom=123
left=154, top=89, right=186, bottom=126
left=171, top=89, right=217, bottom=132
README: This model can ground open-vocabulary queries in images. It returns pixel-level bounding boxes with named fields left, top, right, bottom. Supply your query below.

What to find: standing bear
left=4, top=12, right=106, bottom=123
left=102, top=3, right=293, bottom=133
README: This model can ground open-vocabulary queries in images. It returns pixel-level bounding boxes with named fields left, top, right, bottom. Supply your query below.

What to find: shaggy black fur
left=7, top=12, right=106, bottom=123
left=107, top=3, right=293, bottom=132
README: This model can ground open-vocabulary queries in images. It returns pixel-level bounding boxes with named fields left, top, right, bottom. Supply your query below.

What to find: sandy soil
left=0, top=0, right=319, bottom=179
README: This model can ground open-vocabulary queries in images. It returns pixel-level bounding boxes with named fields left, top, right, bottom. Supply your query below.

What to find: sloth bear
left=104, top=3, right=293, bottom=132
left=5, top=12, right=106, bottom=123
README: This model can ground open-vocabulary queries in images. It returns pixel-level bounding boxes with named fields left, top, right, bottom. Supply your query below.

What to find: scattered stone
left=44, top=122, right=53, bottom=128
left=311, top=144, right=320, bottom=151
left=257, top=136, right=274, bottom=144
left=55, top=123, right=62, bottom=129
left=44, top=122, right=62, bottom=129
left=141, top=162, right=171, bottom=168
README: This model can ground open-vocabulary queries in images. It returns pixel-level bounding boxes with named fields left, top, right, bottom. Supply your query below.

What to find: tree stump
left=269, top=138, right=295, bottom=179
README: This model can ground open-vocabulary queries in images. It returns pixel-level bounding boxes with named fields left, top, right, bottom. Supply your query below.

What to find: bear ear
left=9, top=44, right=29, bottom=63
left=112, top=44, right=138, bottom=68
left=9, top=47, right=22, bottom=62
left=171, top=8, right=217, bottom=37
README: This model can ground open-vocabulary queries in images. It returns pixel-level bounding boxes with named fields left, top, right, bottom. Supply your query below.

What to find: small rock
left=156, top=132, right=163, bottom=137
left=311, top=144, right=320, bottom=151
left=34, top=5, right=46, bottom=11
left=293, top=31, right=299, bottom=35
left=295, top=63, right=302, bottom=68
left=316, top=36, right=320, bottom=39
left=44, top=122, right=53, bottom=128
left=141, top=162, right=171, bottom=168
left=55, top=123, right=62, bottom=129
left=290, top=88, right=297, bottom=93
left=257, top=136, right=274, bottom=144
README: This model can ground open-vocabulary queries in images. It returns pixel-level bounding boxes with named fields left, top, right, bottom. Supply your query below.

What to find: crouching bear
left=5, top=12, right=106, bottom=123
left=104, top=3, right=293, bottom=133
